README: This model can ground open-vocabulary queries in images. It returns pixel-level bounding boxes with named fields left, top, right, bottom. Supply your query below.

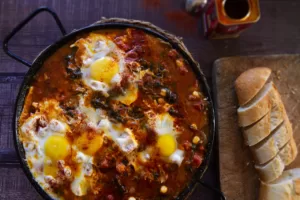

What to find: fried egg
left=72, top=33, right=126, bottom=94
left=72, top=33, right=141, bottom=105
left=143, top=112, right=185, bottom=165
left=20, top=100, right=73, bottom=198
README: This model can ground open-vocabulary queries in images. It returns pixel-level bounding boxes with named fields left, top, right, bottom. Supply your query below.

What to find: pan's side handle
left=198, top=180, right=226, bottom=200
left=2, top=7, right=66, bottom=68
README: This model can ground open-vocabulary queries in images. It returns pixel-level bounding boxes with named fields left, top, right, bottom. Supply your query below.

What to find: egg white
left=77, top=97, right=106, bottom=129
left=98, top=119, right=138, bottom=153
left=71, top=148, right=94, bottom=196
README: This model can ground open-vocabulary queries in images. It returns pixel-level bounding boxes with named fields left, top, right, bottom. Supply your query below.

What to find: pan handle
left=198, top=180, right=226, bottom=200
left=2, top=7, right=66, bottom=68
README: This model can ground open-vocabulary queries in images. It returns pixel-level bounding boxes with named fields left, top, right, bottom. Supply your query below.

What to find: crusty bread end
left=235, top=67, right=272, bottom=106
left=238, top=82, right=273, bottom=127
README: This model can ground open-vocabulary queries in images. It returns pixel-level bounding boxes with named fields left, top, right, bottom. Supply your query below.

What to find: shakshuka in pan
left=18, top=28, right=209, bottom=199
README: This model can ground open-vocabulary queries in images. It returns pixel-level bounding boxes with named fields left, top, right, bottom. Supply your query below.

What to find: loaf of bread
left=259, top=168, right=300, bottom=200
left=235, top=67, right=298, bottom=188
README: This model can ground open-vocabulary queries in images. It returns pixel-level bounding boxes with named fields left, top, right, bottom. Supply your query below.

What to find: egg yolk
left=157, top=134, right=176, bottom=157
left=115, top=84, right=138, bottom=106
left=90, top=57, right=119, bottom=84
left=75, top=133, right=103, bottom=155
left=44, top=135, right=70, bottom=161
left=44, top=158, right=58, bottom=177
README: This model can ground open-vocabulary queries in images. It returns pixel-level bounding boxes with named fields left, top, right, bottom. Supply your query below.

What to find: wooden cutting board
left=212, top=55, right=300, bottom=200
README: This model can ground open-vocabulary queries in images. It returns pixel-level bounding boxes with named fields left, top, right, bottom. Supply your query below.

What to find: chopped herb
left=184, top=164, right=193, bottom=173
left=164, top=88, right=177, bottom=104
left=191, top=144, right=197, bottom=151
left=108, top=110, right=126, bottom=123
left=122, top=158, right=129, bottom=165
left=128, top=106, right=144, bottom=119
left=153, top=171, right=159, bottom=180
left=91, top=93, right=109, bottom=109
left=168, top=107, right=182, bottom=117
left=66, top=67, right=82, bottom=79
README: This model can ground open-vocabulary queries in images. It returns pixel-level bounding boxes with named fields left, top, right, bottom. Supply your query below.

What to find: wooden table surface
left=0, top=0, right=300, bottom=199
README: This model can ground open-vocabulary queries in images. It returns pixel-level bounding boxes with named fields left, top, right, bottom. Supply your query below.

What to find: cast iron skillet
left=3, top=7, right=225, bottom=200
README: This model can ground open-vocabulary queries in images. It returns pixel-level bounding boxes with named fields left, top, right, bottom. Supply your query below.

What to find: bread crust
left=255, top=154, right=285, bottom=183
left=238, top=82, right=273, bottom=127
left=235, top=67, right=272, bottom=106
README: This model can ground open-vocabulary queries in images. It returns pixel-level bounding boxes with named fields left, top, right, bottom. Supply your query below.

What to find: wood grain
left=213, top=55, right=300, bottom=200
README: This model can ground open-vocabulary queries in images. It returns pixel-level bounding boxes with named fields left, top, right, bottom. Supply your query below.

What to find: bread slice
left=279, top=138, right=298, bottom=166
left=243, top=112, right=271, bottom=146
left=251, top=120, right=292, bottom=165
left=243, top=84, right=286, bottom=146
left=255, top=153, right=285, bottom=183
left=259, top=168, right=300, bottom=200
left=255, top=139, right=297, bottom=183
left=238, top=82, right=273, bottom=127
left=235, top=67, right=272, bottom=106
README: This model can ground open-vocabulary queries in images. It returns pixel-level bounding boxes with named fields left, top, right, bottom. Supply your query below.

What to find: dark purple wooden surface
left=0, top=0, right=300, bottom=199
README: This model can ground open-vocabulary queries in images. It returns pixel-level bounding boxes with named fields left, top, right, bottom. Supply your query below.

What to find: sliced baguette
left=251, top=119, right=292, bottom=165
left=255, top=139, right=297, bottom=183
left=243, top=85, right=285, bottom=146
left=255, top=153, right=285, bottom=183
left=238, top=82, right=273, bottom=127
left=235, top=67, right=272, bottom=106
left=243, top=112, right=271, bottom=146
left=259, top=168, right=300, bottom=200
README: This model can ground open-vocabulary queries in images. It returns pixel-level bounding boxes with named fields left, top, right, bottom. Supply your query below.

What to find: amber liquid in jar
left=203, top=0, right=260, bottom=39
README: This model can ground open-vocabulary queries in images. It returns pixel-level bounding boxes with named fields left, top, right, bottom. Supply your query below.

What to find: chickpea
left=192, top=91, right=200, bottom=98
left=160, top=185, right=168, bottom=194
left=192, top=136, right=200, bottom=144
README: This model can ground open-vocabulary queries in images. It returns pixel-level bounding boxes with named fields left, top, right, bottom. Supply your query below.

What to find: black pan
left=3, top=7, right=225, bottom=200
